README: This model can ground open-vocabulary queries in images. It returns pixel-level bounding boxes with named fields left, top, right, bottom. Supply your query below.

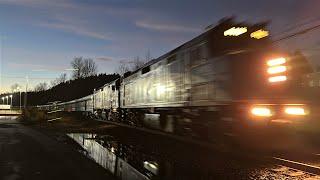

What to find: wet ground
left=65, top=124, right=320, bottom=180
left=2, top=115, right=320, bottom=179
left=0, top=116, right=115, bottom=180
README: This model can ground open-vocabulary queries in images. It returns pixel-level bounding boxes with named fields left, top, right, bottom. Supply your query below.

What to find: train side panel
left=120, top=42, right=232, bottom=109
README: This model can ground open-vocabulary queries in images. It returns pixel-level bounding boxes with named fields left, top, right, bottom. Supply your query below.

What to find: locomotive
left=38, top=18, right=310, bottom=138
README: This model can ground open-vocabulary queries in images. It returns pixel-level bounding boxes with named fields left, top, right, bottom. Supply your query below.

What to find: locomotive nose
left=249, top=104, right=308, bottom=123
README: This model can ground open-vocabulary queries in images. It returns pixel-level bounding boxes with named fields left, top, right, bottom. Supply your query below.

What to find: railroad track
left=269, top=157, right=320, bottom=179
left=95, top=118, right=320, bottom=180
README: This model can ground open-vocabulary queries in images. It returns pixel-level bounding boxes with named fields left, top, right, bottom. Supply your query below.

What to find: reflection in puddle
left=67, top=133, right=281, bottom=179
left=68, top=133, right=154, bottom=180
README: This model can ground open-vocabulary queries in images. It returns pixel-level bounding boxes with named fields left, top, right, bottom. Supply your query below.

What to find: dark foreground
left=2, top=115, right=320, bottom=179
left=0, top=116, right=115, bottom=180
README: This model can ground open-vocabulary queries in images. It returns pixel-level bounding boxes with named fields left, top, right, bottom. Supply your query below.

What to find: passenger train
left=38, top=18, right=310, bottom=138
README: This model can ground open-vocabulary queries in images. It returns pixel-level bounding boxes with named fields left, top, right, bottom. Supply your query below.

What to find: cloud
left=135, top=20, right=201, bottom=33
left=95, top=56, right=114, bottom=62
left=0, top=0, right=78, bottom=9
left=39, top=22, right=111, bottom=41
left=8, top=62, right=70, bottom=72
left=119, top=59, right=135, bottom=64
left=96, top=57, right=132, bottom=64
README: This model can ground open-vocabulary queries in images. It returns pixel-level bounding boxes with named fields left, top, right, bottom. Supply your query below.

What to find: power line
left=274, top=16, right=320, bottom=38
left=273, top=22, right=320, bottom=43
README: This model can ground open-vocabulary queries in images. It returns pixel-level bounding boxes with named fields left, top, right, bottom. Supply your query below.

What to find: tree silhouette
left=71, top=57, right=98, bottom=79
left=34, top=82, right=48, bottom=92
left=25, top=73, right=120, bottom=106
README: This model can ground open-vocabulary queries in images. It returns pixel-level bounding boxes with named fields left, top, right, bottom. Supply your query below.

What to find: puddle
left=67, top=133, right=295, bottom=179
left=68, top=133, right=156, bottom=180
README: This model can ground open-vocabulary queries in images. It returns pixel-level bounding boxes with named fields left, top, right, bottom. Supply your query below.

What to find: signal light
left=224, top=27, right=247, bottom=36
left=267, top=57, right=286, bottom=66
left=251, top=106, right=272, bottom=117
left=250, top=29, right=269, bottom=39
left=267, top=66, right=287, bottom=74
left=284, top=106, right=306, bottom=116
left=268, top=76, right=287, bottom=83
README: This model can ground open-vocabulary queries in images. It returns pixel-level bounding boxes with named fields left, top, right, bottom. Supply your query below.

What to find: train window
left=190, top=48, right=200, bottom=62
left=191, top=63, right=215, bottom=84
left=167, top=55, right=177, bottom=64
left=201, top=44, right=208, bottom=59
left=112, top=85, right=115, bottom=91
left=190, top=44, right=208, bottom=66
left=142, top=66, right=150, bottom=74
left=168, top=60, right=181, bottom=74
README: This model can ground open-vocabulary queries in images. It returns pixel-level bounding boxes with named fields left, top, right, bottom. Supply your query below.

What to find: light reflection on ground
left=67, top=133, right=316, bottom=180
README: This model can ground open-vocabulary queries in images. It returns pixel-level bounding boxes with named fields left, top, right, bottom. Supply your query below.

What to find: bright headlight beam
left=251, top=107, right=272, bottom=117
left=224, top=27, right=247, bottom=36
left=250, top=29, right=269, bottom=39
left=267, top=58, right=286, bottom=66
left=268, top=76, right=287, bottom=83
left=285, top=107, right=306, bottom=115
left=267, top=66, right=287, bottom=74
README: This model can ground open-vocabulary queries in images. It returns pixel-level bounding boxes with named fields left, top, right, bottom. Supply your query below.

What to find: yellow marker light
left=224, top=27, right=247, bottom=36
left=285, top=107, right=306, bottom=115
left=250, top=29, right=269, bottom=39
left=267, top=57, right=286, bottom=66
left=268, top=76, right=287, bottom=82
left=267, top=66, right=287, bottom=74
left=251, top=107, right=272, bottom=117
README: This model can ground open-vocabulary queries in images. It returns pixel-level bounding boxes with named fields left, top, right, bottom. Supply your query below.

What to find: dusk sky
left=0, top=0, right=319, bottom=93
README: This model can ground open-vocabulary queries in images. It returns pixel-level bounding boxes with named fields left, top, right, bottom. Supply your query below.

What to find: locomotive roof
left=123, top=17, right=268, bottom=78
left=140, top=24, right=212, bottom=69
left=127, top=17, right=267, bottom=75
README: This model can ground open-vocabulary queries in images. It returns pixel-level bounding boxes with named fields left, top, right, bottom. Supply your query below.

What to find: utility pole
left=0, top=35, right=3, bottom=93
left=19, top=90, right=22, bottom=110
left=24, top=76, right=29, bottom=108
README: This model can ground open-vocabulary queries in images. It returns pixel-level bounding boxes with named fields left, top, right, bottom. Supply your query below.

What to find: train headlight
left=251, top=106, right=272, bottom=117
left=284, top=106, right=306, bottom=116
left=266, top=57, right=287, bottom=83
left=267, top=57, right=286, bottom=66
left=224, top=27, right=247, bottom=36
left=268, top=75, right=287, bottom=83
left=267, top=66, right=287, bottom=74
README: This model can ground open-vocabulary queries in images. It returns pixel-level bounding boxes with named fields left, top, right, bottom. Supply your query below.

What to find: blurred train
left=38, top=18, right=311, bottom=138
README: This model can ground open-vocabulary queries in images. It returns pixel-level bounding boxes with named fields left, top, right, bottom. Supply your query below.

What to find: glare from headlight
left=251, top=107, right=272, bottom=117
left=267, top=57, right=286, bottom=66
left=268, top=75, right=287, bottom=83
left=267, top=66, right=287, bottom=74
left=285, top=107, right=306, bottom=115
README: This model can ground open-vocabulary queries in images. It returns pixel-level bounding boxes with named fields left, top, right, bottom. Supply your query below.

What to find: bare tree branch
left=71, top=57, right=98, bottom=79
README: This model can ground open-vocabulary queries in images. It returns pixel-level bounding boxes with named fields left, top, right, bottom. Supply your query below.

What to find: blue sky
left=0, top=0, right=319, bottom=92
